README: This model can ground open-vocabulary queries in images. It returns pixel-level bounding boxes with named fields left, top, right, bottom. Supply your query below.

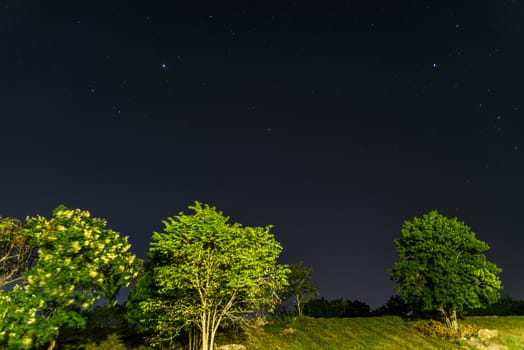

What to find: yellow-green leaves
left=0, top=205, right=142, bottom=349
left=127, top=201, right=289, bottom=349
left=0, top=217, right=35, bottom=288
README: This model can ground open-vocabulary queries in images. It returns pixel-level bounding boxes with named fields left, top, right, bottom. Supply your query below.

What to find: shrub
left=413, top=320, right=478, bottom=339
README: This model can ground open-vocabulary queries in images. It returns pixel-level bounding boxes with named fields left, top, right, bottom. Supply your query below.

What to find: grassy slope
left=242, top=316, right=524, bottom=350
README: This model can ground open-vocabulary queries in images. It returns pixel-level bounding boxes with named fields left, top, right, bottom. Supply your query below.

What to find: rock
left=217, top=344, right=246, bottom=350
left=478, top=328, right=498, bottom=340
left=281, top=327, right=295, bottom=335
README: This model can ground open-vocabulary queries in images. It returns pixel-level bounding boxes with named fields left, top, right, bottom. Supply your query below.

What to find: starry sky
left=1, top=0, right=523, bottom=308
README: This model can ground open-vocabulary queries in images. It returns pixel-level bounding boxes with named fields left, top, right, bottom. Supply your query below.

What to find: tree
left=390, top=210, right=502, bottom=330
left=302, top=298, right=371, bottom=318
left=343, top=299, right=371, bottom=317
left=127, top=202, right=289, bottom=350
left=0, top=205, right=142, bottom=349
left=0, top=216, right=36, bottom=288
left=374, top=295, right=413, bottom=317
left=281, top=261, right=319, bottom=316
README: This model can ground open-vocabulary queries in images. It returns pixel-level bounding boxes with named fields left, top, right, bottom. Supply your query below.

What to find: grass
left=240, top=316, right=524, bottom=350
left=462, top=316, right=524, bottom=349
left=61, top=315, right=524, bottom=349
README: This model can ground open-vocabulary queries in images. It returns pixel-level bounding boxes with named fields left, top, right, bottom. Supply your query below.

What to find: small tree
left=0, top=206, right=142, bottom=349
left=0, top=216, right=36, bottom=288
left=127, top=202, right=289, bottom=350
left=391, top=210, right=502, bottom=330
left=281, top=260, right=319, bottom=316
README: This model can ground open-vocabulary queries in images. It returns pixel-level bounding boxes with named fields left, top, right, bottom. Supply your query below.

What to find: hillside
left=241, top=316, right=524, bottom=350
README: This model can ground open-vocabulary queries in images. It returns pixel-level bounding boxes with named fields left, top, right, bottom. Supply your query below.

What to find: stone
left=217, top=344, right=247, bottom=350
left=478, top=328, right=498, bottom=340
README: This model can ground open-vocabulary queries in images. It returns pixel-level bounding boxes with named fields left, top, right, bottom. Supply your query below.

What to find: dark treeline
left=465, top=296, right=524, bottom=316
left=303, top=298, right=372, bottom=318
left=298, top=295, right=524, bottom=319
left=374, top=295, right=524, bottom=319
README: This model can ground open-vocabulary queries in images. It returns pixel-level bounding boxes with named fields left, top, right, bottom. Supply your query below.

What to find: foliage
left=390, top=210, right=502, bottom=330
left=57, top=305, right=148, bottom=350
left=373, top=294, right=437, bottom=319
left=0, top=205, right=142, bottom=349
left=0, top=216, right=36, bottom=288
left=129, top=202, right=288, bottom=350
left=279, top=261, right=319, bottom=316
left=466, top=296, right=524, bottom=316
left=412, top=320, right=477, bottom=339
left=127, top=202, right=289, bottom=350
left=374, top=295, right=413, bottom=317
left=303, top=297, right=371, bottom=318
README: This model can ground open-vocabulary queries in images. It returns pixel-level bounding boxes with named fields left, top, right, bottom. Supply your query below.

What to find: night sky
left=2, top=0, right=523, bottom=308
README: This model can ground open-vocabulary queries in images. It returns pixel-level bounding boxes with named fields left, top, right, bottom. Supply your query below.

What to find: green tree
left=0, top=205, right=142, bottom=349
left=127, top=202, right=289, bottom=350
left=0, top=216, right=36, bottom=288
left=282, top=260, right=319, bottom=316
left=390, top=210, right=502, bottom=330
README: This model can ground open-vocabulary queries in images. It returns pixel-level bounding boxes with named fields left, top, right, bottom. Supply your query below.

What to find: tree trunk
left=47, top=338, right=56, bottom=350
left=296, top=294, right=303, bottom=316
left=440, top=306, right=458, bottom=331
left=189, top=326, right=200, bottom=350
left=201, top=315, right=209, bottom=350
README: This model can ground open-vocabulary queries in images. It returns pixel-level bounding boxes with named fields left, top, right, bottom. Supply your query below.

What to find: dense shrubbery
left=56, top=305, right=148, bottom=349
left=412, top=319, right=478, bottom=339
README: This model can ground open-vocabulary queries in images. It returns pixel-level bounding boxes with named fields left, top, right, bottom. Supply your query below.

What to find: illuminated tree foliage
left=391, top=210, right=502, bottom=330
left=0, top=216, right=36, bottom=288
left=0, top=206, right=142, bottom=349
left=127, top=202, right=289, bottom=350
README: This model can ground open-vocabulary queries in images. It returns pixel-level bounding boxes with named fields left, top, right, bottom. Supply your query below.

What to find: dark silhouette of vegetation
left=374, top=295, right=413, bottom=317
left=373, top=294, right=442, bottom=320
left=303, top=297, right=371, bottom=318
left=278, top=260, right=319, bottom=316
left=56, top=304, right=147, bottom=349
left=466, top=296, right=524, bottom=316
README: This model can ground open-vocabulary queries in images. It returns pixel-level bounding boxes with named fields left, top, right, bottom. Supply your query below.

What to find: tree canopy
left=281, top=260, right=319, bottom=316
left=0, top=216, right=35, bottom=288
left=127, top=202, right=289, bottom=350
left=0, top=206, right=142, bottom=349
left=390, top=210, right=502, bottom=330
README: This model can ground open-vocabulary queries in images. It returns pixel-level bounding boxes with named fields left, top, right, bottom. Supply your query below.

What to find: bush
left=413, top=320, right=459, bottom=338
left=412, top=320, right=478, bottom=339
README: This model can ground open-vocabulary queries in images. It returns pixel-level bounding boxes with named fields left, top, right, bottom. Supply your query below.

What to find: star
left=161, top=63, right=167, bottom=70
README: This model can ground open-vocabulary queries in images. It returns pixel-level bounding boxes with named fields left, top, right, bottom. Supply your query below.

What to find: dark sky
left=2, top=0, right=523, bottom=308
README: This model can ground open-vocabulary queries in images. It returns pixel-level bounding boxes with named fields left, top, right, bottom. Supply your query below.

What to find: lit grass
left=462, top=316, right=524, bottom=349
left=242, top=316, right=524, bottom=350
